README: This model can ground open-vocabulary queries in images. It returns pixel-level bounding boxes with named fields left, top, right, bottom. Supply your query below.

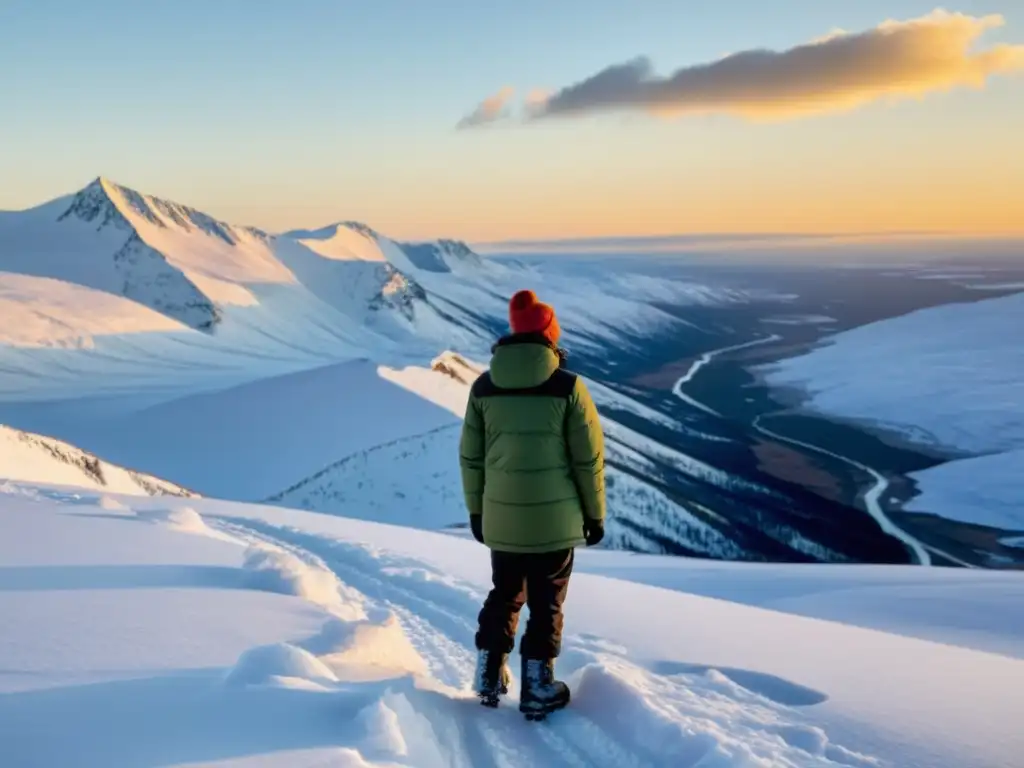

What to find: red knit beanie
left=508, top=289, right=560, bottom=345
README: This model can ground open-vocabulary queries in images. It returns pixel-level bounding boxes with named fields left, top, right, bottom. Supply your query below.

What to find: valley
left=543, top=258, right=1024, bottom=568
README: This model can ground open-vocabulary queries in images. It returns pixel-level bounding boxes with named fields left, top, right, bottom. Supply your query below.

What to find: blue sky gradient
left=1, top=0, right=1022, bottom=240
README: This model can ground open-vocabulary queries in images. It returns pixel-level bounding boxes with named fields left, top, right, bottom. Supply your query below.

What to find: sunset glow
left=1, top=2, right=1022, bottom=242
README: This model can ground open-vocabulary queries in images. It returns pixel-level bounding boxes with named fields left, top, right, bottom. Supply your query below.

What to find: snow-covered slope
left=263, top=353, right=763, bottom=559
left=60, top=359, right=469, bottom=501
left=0, top=178, right=799, bottom=561
left=0, top=424, right=192, bottom=497
left=2, top=483, right=1021, bottom=768
left=0, top=177, right=752, bottom=404
left=268, top=420, right=747, bottom=559
left=0, top=178, right=497, bottom=351
left=760, top=291, right=1024, bottom=535
left=0, top=181, right=224, bottom=330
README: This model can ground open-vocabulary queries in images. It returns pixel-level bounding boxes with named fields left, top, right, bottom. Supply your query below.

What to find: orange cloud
left=469, top=10, right=1024, bottom=125
left=456, top=86, right=516, bottom=129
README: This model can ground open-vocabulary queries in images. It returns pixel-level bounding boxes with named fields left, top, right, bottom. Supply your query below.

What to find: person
left=459, top=289, right=607, bottom=718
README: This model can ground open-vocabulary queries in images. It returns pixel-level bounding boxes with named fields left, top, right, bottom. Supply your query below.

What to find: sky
left=1, top=0, right=1023, bottom=242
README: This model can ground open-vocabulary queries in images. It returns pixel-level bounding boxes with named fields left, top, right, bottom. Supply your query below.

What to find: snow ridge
left=57, top=178, right=134, bottom=231
left=265, top=422, right=751, bottom=559
left=0, top=423, right=194, bottom=497
left=64, top=178, right=269, bottom=244
left=284, top=221, right=379, bottom=241
left=7, top=178, right=502, bottom=342
left=397, top=238, right=483, bottom=274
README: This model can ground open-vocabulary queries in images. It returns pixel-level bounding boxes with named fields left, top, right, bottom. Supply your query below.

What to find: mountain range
left=3, top=177, right=1021, bottom=567
left=0, top=177, right=793, bottom=560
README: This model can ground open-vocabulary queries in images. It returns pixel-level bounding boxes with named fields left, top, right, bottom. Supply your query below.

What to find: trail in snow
left=207, top=520, right=667, bottom=765
left=671, top=335, right=782, bottom=417
left=210, top=517, right=653, bottom=767
left=198, top=513, right=875, bottom=768
left=13, top=489, right=1024, bottom=767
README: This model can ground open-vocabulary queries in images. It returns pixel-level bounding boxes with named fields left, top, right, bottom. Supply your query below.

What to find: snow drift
left=1, top=482, right=1021, bottom=768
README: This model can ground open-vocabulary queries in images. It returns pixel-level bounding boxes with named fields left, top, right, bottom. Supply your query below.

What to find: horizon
left=13, top=174, right=1024, bottom=252
left=2, top=2, right=1023, bottom=241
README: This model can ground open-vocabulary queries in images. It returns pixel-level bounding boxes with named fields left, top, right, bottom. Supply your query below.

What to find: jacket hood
left=489, top=333, right=562, bottom=389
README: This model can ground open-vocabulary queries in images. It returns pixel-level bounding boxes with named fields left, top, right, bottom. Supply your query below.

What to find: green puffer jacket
left=459, top=334, right=606, bottom=553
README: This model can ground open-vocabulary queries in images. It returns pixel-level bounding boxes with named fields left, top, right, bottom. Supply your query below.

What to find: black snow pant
left=474, top=548, right=574, bottom=659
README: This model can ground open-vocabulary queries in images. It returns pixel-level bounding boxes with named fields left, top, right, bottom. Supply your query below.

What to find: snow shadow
left=0, top=564, right=241, bottom=592
left=651, top=660, right=828, bottom=706
left=0, top=670, right=382, bottom=768
left=51, top=358, right=465, bottom=500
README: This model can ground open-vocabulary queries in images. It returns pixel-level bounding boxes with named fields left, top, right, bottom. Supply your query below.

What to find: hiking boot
left=519, top=657, right=570, bottom=720
left=473, top=649, right=511, bottom=707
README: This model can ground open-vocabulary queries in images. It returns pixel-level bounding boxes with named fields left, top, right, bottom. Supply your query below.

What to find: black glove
left=470, top=515, right=484, bottom=544
left=584, top=519, right=604, bottom=547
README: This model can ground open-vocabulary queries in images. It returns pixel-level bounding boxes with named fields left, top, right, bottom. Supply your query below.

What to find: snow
left=267, top=413, right=748, bottom=559
left=377, top=358, right=479, bottom=418
left=53, top=359, right=465, bottom=500
left=587, top=378, right=684, bottom=431
left=966, top=281, right=1024, bottom=291
left=585, top=552, right=1024, bottom=660
left=1, top=483, right=1022, bottom=768
left=0, top=178, right=500, bottom=409
left=761, top=315, right=837, bottom=326
left=0, top=178, right=773, bottom=557
left=759, top=292, right=1024, bottom=531
left=0, top=423, right=192, bottom=497
left=283, top=223, right=389, bottom=263
left=0, top=179, right=771, bottom=487
left=0, top=271, right=189, bottom=349
left=905, top=449, right=1024, bottom=530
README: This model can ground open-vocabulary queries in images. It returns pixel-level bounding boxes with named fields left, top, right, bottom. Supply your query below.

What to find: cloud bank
left=458, top=10, right=1024, bottom=126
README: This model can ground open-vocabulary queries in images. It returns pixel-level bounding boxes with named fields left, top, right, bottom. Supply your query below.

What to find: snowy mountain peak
left=57, top=177, right=134, bottom=231
left=54, top=177, right=265, bottom=251
left=283, top=221, right=379, bottom=242
left=64, top=177, right=270, bottom=245
left=3, top=178, right=503, bottom=347
left=397, top=238, right=484, bottom=273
